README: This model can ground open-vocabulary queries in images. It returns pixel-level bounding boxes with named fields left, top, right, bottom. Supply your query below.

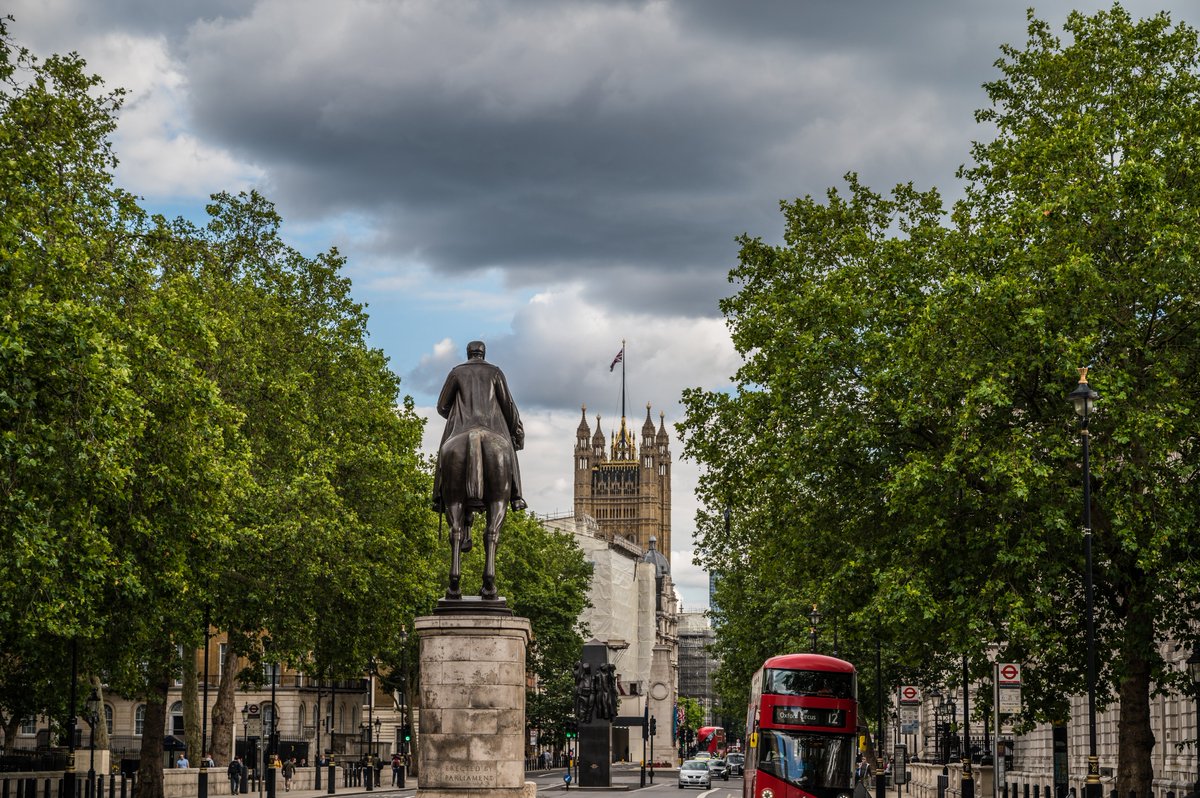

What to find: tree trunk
left=209, top=643, right=241, bottom=765
left=1, top=715, right=19, bottom=752
left=138, top=671, right=170, bottom=798
left=91, top=676, right=110, bottom=750
left=1115, top=601, right=1154, bottom=798
left=183, top=652, right=200, bottom=761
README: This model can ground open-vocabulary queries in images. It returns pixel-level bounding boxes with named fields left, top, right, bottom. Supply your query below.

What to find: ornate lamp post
left=808, top=605, right=822, bottom=653
left=365, top=658, right=376, bottom=791
left=240, top=704, right=251, bottom=795
left=1187, top=647, right=1200, bottom=798
left=84, top=688, right=101, bottom=798
left=1068, top=368, right=1101, bottom=798
left=930, top=690, right=943, bottom=764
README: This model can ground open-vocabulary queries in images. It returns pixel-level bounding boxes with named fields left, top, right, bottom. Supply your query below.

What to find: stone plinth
left=415, top=613, right=536, bottom=798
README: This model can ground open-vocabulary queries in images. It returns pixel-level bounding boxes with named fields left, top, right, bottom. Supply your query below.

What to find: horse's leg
left=481, top=499, right=507, bottom=600
left=446, top=504, right=465, bottom=600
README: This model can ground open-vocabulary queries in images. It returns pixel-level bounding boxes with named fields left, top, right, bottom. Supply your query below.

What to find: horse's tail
left=466, top=429, right=484, bottom=501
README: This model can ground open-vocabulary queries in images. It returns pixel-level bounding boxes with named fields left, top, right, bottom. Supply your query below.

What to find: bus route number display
left=773, top=706, right=845, bottom=727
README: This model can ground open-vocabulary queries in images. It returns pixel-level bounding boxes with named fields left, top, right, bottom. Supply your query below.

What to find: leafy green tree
left=0, top=22, right=440, bottom=792
left=681, top=7, right=1200, bottom=795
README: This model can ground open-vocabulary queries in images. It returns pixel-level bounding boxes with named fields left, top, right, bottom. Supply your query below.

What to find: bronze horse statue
left=436, top=427, right=516, bottom=600
left=432, top=341, right=525, bottom=604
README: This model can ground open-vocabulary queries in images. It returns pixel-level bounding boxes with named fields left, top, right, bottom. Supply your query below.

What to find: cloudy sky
left=9, top=0, right=1194, bottom=611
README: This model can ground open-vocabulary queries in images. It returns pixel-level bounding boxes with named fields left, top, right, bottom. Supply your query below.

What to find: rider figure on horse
left=432, top=340, right=527, bottom=520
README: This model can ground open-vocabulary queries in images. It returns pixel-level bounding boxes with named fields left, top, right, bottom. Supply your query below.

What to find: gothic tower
left=573, top=402, right=672, bottom=559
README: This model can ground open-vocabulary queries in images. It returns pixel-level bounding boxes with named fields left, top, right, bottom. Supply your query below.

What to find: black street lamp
left=1187, top=647, right=1200, bottom=798
left=240, top=703, right=252, bottom=795
left=960, top=661, right=974, bottom=798
left=930, top=690, right=943, bottom=764
left=365, top=658, right=377, bottom=791
left=83, top=688, right=101, bottom=798
left=201, top=609, right=211, bottom=798
left=1068, top=367, right=1101, bottom=798
left=808, top=605, right=822, bottom=653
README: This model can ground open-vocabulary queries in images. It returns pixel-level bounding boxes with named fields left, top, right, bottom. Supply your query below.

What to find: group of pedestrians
left=220, top=755, right=298, bottom=794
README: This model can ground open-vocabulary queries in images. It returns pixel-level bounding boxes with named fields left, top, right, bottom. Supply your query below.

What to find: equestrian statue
left=432, top=340, right=526, bottom=602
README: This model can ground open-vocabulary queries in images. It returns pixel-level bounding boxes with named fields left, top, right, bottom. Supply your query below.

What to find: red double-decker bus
left=697, top=726, right=726, bottom=756
left=743, top=653, right=858, bottom=798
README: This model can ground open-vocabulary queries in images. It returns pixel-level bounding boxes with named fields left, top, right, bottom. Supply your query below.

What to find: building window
left=298, top=703, right=306, bottom=735
left=19, top=717, right=37, bottom=735
left=263, top=704, right=276, bottom=737
left=263, top=663, right=280, bottom=686
left=218, top=643, right=227, bottom=679
left=170, top=702, right=184, bottom=736
left=135, top=705, right=146, bottom=736
left=175, top=644, right=185, bottom=686
left=104, top=705, right=113, bottom=736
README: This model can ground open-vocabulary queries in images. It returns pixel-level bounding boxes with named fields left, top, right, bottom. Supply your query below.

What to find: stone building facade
left=901, top=641, right=1198, bottom=798
left=542, top=512, right=679, bottom=765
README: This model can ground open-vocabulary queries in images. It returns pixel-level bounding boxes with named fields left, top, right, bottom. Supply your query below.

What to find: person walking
left=282, top=757, right=295, bottom=792
left=391, top=754, right=401, bottom=786
left=228, top=757, right=243, bottom=795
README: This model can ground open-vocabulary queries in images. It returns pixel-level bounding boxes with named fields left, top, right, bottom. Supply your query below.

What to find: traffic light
left=402, top=724, right=411, bottom=742
left=649, top=717, right=657, bottom=736
left=565, top=720, right=577, bottom=739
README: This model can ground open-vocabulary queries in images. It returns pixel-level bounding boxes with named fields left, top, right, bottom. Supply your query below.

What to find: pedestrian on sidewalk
left=228, top=757, right=244, bottom=795
left=391, top=754, right=401, bottom=786
left=282, top=757, right=295, bottom=792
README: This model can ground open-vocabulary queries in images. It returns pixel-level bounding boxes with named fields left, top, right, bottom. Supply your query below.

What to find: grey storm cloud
left=12, top=0, right=1199, bottom=321
left=163, top=0, right=998, bottom=316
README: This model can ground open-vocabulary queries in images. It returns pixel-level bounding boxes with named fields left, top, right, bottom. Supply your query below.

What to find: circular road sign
left=998, top=663, right=1021, bottom=684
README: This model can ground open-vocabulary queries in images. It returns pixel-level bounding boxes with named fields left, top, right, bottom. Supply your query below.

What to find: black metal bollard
left=397, top=767, right=405, bottom=790
left=326, top=757, right=335, bottom=796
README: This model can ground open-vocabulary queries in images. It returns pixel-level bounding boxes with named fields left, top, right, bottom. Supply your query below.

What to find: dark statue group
left=432, top=341, right=526, bottom=602
left=573, top=661, right=619, bottom=724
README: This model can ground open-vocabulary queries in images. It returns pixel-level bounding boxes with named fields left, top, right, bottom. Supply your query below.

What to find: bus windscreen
left=763, top=668, right=854, bottom=699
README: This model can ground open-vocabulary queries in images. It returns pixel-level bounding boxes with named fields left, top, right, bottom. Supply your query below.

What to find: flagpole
left=621, top=338, right=626, bottom=420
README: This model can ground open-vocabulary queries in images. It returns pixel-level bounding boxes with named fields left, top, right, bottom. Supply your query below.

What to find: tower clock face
left=651, top=682, right=670, bottom=700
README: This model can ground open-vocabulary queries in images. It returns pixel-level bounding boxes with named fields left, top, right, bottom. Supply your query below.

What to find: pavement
left=228, top=762, right=676, bottom=797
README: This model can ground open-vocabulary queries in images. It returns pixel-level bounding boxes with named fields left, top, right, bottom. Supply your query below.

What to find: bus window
left=763, top=668, right=854, bottom=699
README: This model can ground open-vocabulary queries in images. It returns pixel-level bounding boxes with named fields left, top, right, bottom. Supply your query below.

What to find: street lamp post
left=267, top=660, right=278, bottom=798
left=201, top=609, right=211, bottom=798
left=84, top=688, right=101, bottom=798
left=1068, top=368, right=1101, bottom=798
left=930, top=691, right=943, bottom=764
left=240, top=704, right=252, bottom=795
left=1187, top=647, right=1200, bottom=798
left=961, top=660, right=974, bottom=798
left=809, top=605, right=822, bottom=653
left=365, top=659, right=376, bottom=791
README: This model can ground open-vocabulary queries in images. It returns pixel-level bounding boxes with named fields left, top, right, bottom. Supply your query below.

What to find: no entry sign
left=998, top=663, right=1022, bottom=686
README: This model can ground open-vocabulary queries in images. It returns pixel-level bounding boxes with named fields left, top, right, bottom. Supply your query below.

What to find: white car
left=678, top=760, right=713, bottom=789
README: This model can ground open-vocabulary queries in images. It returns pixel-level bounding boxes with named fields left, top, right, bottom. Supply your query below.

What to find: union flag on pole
left=609, top=347, right=624, bottom=372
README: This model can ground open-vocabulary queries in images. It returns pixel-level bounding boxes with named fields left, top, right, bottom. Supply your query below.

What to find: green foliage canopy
left=680, top=7, right=1200, bottom=794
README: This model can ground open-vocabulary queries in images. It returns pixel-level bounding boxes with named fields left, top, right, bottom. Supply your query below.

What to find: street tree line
left=0, top=20, right=589, bottom=798
left=679, top=7, right=1200, bottom=797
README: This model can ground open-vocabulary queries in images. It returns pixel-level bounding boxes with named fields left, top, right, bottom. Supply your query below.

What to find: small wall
left=0, top=766, right=342, bottom=798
